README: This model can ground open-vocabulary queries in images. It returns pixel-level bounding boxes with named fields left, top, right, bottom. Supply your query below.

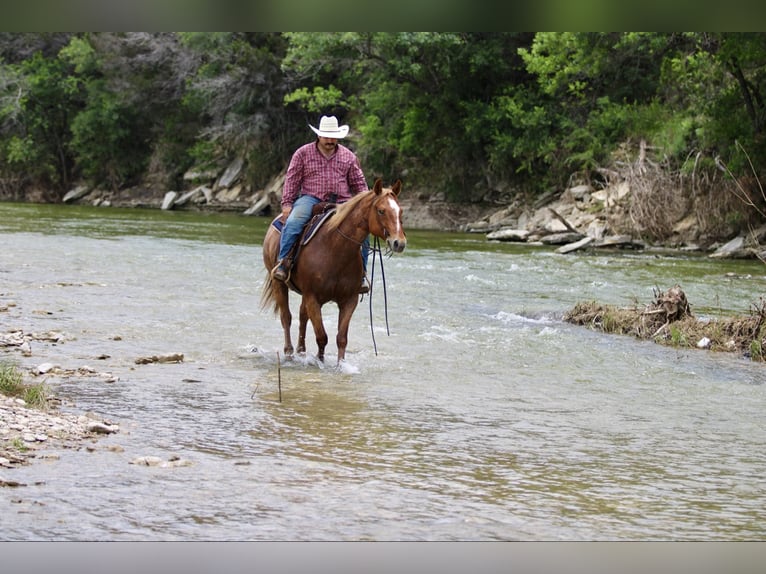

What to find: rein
left=334, top=226, right=365, bottom=245
left=331, top=192, right=395, bottom=356
left=367, top=235, right=391, bottom=356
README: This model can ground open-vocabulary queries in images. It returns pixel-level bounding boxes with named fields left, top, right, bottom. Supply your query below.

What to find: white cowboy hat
left=309, top=115, right=350, bottom=139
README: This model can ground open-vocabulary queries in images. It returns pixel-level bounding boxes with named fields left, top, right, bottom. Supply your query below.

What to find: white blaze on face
left=386, top=196, right=402, bottom=236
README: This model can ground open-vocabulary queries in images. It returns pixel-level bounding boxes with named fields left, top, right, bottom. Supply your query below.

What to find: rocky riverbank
left=0, top=393, right=119, bottom=476
left=53, top=158, right=765, bottom=259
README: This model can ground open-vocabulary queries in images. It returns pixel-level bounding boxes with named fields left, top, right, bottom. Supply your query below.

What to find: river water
left=1, top=202, right=765, bottom=541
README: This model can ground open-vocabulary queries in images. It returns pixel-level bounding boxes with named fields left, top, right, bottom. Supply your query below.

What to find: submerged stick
left=277, top=351, right=282, bottom=402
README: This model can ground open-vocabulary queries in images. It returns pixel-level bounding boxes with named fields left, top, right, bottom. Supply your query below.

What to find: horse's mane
left=323, top=189, right=374, bottom=232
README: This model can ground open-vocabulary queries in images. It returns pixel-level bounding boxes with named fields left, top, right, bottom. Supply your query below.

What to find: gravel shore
left=0, top=392, right=119, bottom=477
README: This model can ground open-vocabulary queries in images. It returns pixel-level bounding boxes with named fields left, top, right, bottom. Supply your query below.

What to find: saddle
left=271, top=202, right=337, bottom=292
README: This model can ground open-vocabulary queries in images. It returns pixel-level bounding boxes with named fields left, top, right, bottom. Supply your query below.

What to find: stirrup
left=271, top=262, right=288, bottom=282
left=359, top=276, right=370, bottom=294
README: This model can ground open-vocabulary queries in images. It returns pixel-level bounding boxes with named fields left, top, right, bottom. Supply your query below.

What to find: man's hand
left=280, top=205, right=292, bottom=223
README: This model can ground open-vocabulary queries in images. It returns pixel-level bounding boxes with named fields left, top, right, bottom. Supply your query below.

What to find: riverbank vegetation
left=1, top=32, right=765, bottom=244
left=564, top=286, right=766, bottom=361
left=0, top=360, right=49, bottom=409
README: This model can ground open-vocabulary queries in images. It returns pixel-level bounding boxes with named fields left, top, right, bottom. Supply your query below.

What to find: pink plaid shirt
left=281, top=142, right=368, bottom=207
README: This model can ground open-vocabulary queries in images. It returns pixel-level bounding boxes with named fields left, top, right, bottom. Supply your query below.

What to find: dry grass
left=564, top=286, right=766, bottom=361
left=600, top=141, right=760, bottom=243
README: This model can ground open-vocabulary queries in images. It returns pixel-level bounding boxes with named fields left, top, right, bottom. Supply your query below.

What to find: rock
left=134, top=353, right=184, bottom=365
left=593, top=235, right=643, bottom=249
left=541, top=232, right=584, bottom=245
left=585, top=220, right=609, bottom=240
left=161, top=191, right=178, bottom=210
left=216, top=158, right=244, bottom=189
left=130, top=456, right=164, bottom=467
left=556, top=236, right=594, bottom=254
left=34, top=362, right=58, bottom=375
left=487, top=205, right=518, bottom=228
left=709, top=236, right=750, bottom=259
left=174, top=187, right=206, bottom=206
left=697, top=337, right=712, bottom=349
left=166, top=458, right=193, bottom=468
left=464, top=220, right=494, bottom=233
left=244, top=194, right=271, bottom=216
left=215, top=184, right=243, bottom=202
left=129, top=455, right=190, bottom=468
left=486, top=228, right=529, bottom=242
left=86, top=422, right=119, bottom=434
left=62, top=185, right=92, bottom=203
left=565, top=184, right=592, bottom=201
left=591, top=181, right=630, bottom=207
left=544, top=218, right=570, bottom=233
left=1, top=393, right=117, bottom=468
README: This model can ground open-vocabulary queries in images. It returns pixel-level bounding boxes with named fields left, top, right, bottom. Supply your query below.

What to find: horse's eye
left=377, top=209, right=385, bottom=215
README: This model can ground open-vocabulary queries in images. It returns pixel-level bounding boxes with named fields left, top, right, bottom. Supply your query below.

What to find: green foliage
left=0, top=360, right=24, bottom=396
left=23, top=381, right=49, bottom=409
left=283, top=85, right=347, bottom=114
left=0, top=360, right=50, bottom=409
left=1, top=32, right=766, bottom=205
left=669, top=325, right=688, bottom=347
left=69, top=84, right=143, bottom=189
left=0, top=49, right=81, bottom=189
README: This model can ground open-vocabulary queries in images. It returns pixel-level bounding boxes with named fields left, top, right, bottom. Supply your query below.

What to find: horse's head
left=369, top=179, right=407, bottom=253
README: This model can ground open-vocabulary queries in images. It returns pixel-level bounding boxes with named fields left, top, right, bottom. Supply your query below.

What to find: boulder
left=593, top=235, right=643, bottom=249
left=540, top=232, right=584, bottom=245
left=174, top=187, right=204, bottom=206
left=709, top=236, right=749, bottom=259
left=161, top=191, right=178, bottom=210
left=244, top=194, right=271, bottom=216
left=62, top=185, right=92, bottom=203
left=216, top=158, right=244, bottom=189
left=556, top=236, right=594, bottom=254
left=486, top=228, right=530, bottom=242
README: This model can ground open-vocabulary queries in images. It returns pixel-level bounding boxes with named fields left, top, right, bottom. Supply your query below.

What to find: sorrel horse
left=261, top=179, right=406, bottom=364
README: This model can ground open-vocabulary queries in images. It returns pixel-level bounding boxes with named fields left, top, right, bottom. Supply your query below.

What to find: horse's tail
left=260, top=273, right=279, bottom=315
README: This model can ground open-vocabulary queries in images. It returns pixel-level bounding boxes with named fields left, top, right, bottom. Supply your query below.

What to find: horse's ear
left=391, top=179, right=402, bottom=197
left=372, top=178, right=383, bottom=195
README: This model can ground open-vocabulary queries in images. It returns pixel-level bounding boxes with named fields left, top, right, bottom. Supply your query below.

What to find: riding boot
left=272, top=259, right=289, bottom=282
left=359, top=275, right=370, bottom=294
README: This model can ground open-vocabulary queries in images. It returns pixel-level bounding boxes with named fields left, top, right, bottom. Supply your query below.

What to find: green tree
left=179, top=32, right=292, bottom=188
left=283, top=32, right=535, bottom=200
left=0, top=49, right=80, bottom=193
left=63, top=33, right=196, bottom=190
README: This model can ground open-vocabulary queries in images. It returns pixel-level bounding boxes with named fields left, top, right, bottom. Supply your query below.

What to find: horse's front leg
left=336, top=297, right=360, bottom=364
left=302, top=297, right=328, bottom=362
left=297, top=300, right=308, bottom=355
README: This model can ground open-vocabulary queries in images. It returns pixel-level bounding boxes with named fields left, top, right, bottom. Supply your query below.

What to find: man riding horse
left=271, top=115, right=370, bottom=294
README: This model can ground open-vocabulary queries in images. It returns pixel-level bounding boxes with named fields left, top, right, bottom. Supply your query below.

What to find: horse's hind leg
left=297, top=300, right=308, bottom=355
left=274, top=285, right=294, bottom=358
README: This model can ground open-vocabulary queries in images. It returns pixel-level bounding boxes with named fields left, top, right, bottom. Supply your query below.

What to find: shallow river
left=1, top=202, right=765, bottom=541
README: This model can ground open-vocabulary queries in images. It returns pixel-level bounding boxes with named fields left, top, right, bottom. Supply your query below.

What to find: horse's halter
left=371, top=192, right=404, bottom=249
left=333, top=191, right=400, bottom=247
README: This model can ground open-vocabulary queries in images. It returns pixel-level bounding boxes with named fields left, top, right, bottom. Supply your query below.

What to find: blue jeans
left=278, top=194, right=369, bottom=273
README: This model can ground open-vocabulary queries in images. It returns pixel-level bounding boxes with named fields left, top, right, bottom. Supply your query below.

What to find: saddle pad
left=270, top=209, right=337, bottom=246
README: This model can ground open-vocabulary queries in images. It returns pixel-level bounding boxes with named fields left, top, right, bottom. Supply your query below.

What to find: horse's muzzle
left=387, top=237, right=406, bottom=253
